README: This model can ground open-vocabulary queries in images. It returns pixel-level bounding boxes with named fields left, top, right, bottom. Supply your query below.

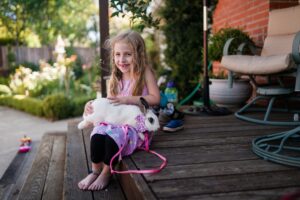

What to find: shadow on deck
left=1, top=113, right=299, bottom=199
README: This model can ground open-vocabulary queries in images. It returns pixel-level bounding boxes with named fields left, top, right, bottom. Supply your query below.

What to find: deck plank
left=72, top=113, right=299, bottom=199
left=128, top=113, right=300, bottom=199
left=118, top=158, right=157, bottom=200
left=155, top=127, right=288, bottom=141
left=42, top=133, right=66, bottom=200
left=132, top=145, right=257, bottom=167
left=149, top=170, right=300, bottom=198
left=164, top=187, right=300, bottom=200
left=143, top=159, right=294, bottom=181
left=17, top=134, right=54, bottom=200
left=0, top=140, right=43, bottom=200
left=82, top=128, right=126, bottom=200
left=152, top=135, right=260, bottom=148
left=64, top=120, right=93, bottom=200
left=82, top=127, right=155, bottom=199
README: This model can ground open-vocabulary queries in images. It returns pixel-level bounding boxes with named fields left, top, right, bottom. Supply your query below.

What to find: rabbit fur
left=77, top=97, right=160, bottom=140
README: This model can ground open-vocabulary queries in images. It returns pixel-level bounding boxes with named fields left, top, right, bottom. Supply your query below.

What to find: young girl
left=78, top=30, right=160, bottom=191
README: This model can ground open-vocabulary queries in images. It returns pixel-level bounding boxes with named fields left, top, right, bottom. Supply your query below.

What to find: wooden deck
left=1, top=112, right=300, bottom=199
left=128, top=114, right=300, bottom=200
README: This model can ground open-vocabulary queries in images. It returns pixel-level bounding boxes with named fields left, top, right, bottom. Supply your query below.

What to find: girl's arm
left=108, top=68, right=160, bottom=106
left=141, top=67, right=160, bottom=106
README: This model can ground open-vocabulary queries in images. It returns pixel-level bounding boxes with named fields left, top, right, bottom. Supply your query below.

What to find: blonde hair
left=106, top=30, right=149, bottom=96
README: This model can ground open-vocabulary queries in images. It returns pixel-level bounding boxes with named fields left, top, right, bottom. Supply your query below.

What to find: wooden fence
left=0, top=46, right=97, bottom=70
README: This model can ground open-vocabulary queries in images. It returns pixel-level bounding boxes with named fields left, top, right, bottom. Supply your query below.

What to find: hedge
left=0, top=95, right=44, bottom=116
left=0, top=93, right=95, bottom=120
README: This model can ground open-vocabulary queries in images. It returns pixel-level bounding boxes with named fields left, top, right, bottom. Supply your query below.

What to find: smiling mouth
left=119, top=64, right=129, bottom=68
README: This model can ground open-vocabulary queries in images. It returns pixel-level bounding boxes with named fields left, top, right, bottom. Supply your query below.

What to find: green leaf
left=111, top=11, right=120, bottom=17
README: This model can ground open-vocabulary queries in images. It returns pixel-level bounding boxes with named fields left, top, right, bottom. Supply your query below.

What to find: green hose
left=176, top=61, right=212, bottom=109
left=177, top=82, right=201, bottom=107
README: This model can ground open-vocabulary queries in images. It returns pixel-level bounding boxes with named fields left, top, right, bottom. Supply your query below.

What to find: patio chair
left=221, top=5, right=300, bottom=126
left=221, top=5, right=300, bottom=168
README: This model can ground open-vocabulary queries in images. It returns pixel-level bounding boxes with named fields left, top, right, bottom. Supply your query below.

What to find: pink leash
left=110, top=125, right=167, bottom=174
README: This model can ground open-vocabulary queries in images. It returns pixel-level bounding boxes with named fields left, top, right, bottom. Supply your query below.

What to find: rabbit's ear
left=140, top=97, right=149, bottom=110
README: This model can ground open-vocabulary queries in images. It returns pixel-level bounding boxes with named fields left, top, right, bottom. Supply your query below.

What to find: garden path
left=0, top=106, right=80, bottom=179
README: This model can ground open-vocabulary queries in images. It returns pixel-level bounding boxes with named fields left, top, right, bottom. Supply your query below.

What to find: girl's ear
left=140, top=97, right=149, bottom=110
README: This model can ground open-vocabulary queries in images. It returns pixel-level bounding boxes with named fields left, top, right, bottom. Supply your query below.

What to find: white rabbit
left=77, top=97, right=160, bottom=140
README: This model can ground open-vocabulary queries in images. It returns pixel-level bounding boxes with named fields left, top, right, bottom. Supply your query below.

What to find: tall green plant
left=159, top=0, right=203, bottom=98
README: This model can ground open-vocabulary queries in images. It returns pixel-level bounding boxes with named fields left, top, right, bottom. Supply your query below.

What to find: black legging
left=90, top=134, right=119, bottom=166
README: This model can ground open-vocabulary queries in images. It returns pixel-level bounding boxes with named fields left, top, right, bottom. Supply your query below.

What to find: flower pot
left=209, top=78, right=252, bottom=108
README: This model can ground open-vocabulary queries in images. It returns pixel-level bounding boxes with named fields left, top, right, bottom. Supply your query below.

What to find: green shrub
left=19, top=61, right=39, bottom=71
left=0, top=77, right=9, bottom=85
left=208, top=27, right=255, bottom=61
left=43, top=93, right=74, bottom=120
left=0, top=93, right=95, bottom=120
left=0, top=95, right=44, bottom=116
left=0, top=38, right=24, bottom=45
left=0, top=95, right=12, bottom=107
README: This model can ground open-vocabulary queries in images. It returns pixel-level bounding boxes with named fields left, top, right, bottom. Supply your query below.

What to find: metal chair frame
left=222, top=29, right=300, bottom=167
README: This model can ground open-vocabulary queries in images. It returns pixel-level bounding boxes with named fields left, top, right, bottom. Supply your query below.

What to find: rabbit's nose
left=148, top=117, right=154, bottom=124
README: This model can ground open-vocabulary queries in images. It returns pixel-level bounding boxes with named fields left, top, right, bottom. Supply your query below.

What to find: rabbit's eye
left=148, top=117, right=154, bottom=124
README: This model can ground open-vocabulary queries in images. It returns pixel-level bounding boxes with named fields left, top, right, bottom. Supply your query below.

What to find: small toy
left=19, top=135, right=32, bottom=153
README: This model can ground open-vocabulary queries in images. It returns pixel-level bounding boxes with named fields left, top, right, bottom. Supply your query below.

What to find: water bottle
left=164, top=81, right=178, bottom=104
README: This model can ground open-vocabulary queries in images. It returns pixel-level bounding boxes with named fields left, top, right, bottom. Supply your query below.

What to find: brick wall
left=212, top=0, right=269, bottom=46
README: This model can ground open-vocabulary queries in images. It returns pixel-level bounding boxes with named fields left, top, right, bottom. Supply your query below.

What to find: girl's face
left=114, top=41, right=134, bottom=77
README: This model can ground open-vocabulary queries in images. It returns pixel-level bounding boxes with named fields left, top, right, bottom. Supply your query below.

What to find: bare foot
left=88, top=172, right=111, bottom=190
left=78, top=173, right=99, bottom=190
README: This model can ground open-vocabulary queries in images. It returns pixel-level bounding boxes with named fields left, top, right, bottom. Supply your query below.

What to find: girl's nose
left=120, top=55, right=126, bottom=62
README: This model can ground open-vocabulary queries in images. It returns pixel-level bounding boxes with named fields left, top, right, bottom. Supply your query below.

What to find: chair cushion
left=221, top=54, right=294, bottom=75
left=261, top=34, right=295, bottom=56
left=268, top=5, right=300, bottom=36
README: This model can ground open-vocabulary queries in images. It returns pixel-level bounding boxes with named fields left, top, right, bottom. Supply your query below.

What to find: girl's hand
left=84, top=100, right=94, bottom=116
left=107, top=96, right=129, bottom=105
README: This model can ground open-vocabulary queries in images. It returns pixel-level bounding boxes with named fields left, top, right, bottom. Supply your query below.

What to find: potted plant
left=207, top=28, right=254, bottom=107
left=208, top=70, right=253, bottom=107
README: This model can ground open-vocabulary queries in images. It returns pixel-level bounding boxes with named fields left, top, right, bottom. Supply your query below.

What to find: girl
left=78, top=30, right=160, bottom=191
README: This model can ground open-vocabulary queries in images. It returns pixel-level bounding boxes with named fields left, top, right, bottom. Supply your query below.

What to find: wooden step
left=0, top=132, right=66, bottom=200
left=72, top=120, right=156, bottom=200
left=18, top=132, right=66, bottom=200
left=116, top=158, right=157, bottom=200
left=1, top=119, right=129, bottom=200
left=0, top=147, right=31, bottom=200
left=64, top=120, right=126, bottom=200
left=69, top=120, right=159, bottom=200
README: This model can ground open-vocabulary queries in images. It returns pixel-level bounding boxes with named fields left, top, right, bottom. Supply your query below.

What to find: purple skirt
left=91, top=123, right=151, bottom=157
